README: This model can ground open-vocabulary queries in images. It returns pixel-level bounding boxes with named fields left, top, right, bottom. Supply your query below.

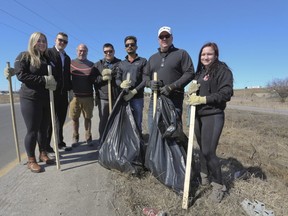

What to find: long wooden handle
left=182, top=80, right=197, bottom=209
left=108, top=80, right=112, bottom=114
left=47, top=65, right=60, bottom=170
left=153, top=72, right=157, bottom=118
left=126, top=72, right=131, bottom=82
left=7, top=62, right=21, bottom=163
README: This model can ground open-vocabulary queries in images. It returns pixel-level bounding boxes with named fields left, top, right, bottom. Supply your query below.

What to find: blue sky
left=1, top=0, right=287, bottom=91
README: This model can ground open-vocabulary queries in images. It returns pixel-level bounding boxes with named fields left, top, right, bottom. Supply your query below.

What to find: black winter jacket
left=116, top=55, right=147, bottom=99
left=145, top=45, right=195, bottom=100
left=15, top=52, right=50, bottom=100
left=196, top=61, right=234, bottom=116
left=94, top=57, right=121, bottom=100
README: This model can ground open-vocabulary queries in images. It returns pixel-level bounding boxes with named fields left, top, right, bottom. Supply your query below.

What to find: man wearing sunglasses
left=145, top=26, right=195, bottom=132
left=116, top=36, right=147, bottom=133
left=94, top=43, right=121, bottom=140
left=46, top=32, right=72, bottom=156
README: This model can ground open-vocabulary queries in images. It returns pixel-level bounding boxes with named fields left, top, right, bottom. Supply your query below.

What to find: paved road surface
left=0, top=108, right=119, bottom=216
left=0, top=104, right=26, bottom=171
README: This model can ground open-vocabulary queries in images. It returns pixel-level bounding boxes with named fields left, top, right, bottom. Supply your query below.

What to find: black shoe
left=46, top=147, right=55, bottom=154
left=72, top=134, right=80, bottom=147
left=58, top=142, right=72, bottom=151
left=58, top=142, right=67, bottom=149
left=86, top=136, right=93, bottom=147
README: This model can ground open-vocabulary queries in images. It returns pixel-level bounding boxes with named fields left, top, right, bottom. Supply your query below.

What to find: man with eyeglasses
left=46, top=32, right=72, bottom=156
left=94, top=43, right=121, bottom=140
left=116, top=36, right=147, bottom=133
left=70, top=44, right=98, bottom=146
left=145, top=26, right=195, bottom=132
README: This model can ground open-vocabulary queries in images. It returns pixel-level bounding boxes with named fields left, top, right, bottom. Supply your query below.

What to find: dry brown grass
left=110, top=92, right=288, bottom=216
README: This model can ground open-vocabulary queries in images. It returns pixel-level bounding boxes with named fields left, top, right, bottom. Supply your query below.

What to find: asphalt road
left=0, top=103, right=26, bottom=171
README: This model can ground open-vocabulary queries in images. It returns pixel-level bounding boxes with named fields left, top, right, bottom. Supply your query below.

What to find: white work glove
left=44, top=75, right=57, bottom=91
left=123, top=89, right=137, bottom=101
left=187, top=95, right=207, bottom=106
left=120, top=80, right=131, bottom=89
left=101, top=68, right=112, bottom=76
left=188, top=82, right=201, bottom=95
left=68, top=90, right=74, bottom=103
left=4, top=66, right=15, bottom=79
left=102, top=74, right=112, bottom=81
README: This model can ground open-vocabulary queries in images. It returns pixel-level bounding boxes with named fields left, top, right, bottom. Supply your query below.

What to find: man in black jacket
left=94, top=43, right=121, bottom=140
left=46, top=32, right=72, bottom=155
left=116, top=36, right=147, bottom=133
left=145, top=26, right=195, bottom=132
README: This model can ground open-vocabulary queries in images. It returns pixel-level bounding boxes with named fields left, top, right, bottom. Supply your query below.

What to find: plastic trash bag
left=98, top=91, right=144, bottom=174
left=145, top=95, right=188, bottom=194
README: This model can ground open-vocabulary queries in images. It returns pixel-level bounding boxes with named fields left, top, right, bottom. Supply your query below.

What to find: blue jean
left=148, top=96, right=183, bottom=133
left=129, top=97, right=144, bottom=132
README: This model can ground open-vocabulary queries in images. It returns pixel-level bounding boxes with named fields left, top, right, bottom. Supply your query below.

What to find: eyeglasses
left=104, top=50, right=113, bottom=54
left=57, top=38, right=68, bottom=44
left=125, top=43, right=136, bottom=48
left=159, top=34, right=171, bottom=40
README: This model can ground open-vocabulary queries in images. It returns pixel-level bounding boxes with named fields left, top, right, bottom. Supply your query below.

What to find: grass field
left=111, top=90, right=288, bottom=216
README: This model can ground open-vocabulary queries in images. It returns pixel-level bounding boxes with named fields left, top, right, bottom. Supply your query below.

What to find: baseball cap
left=158, top=26, right=172, bottom=37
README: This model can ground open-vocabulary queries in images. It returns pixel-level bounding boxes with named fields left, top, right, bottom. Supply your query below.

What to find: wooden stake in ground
left=47, top=65, right=61, bottom=170
left=182, top=80, right=197, bottom=209
left=6, top=62, right=21, bottom=163
left=153, top=72, right=158, bottom=118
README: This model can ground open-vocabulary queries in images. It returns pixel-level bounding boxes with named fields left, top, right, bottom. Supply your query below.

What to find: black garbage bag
left=145, top=95, right=187, bottom=194
left=98, top=91, right=144, bottom=174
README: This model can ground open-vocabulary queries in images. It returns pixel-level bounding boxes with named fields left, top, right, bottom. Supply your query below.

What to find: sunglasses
left=125, top=43, right=136, bottom=48
left=159, top=34, right=171, bottom=40
left=104, top=50, right=113, bottom=54
left=57, top=38, right=68, bottom=44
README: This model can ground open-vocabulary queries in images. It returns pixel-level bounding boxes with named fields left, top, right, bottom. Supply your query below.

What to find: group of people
left=4, top=26, right=233, bottom=203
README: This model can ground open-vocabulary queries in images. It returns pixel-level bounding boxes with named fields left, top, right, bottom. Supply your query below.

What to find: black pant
left=47, top=91, right=68, bottom=148
left=20, top=97, right=50, bottom=157
left=98, top=99, right=110, bottom=139
left=194, top=112, right=225, bottom=184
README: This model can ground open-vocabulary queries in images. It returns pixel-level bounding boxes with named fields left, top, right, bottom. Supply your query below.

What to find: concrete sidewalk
left=0, top=109, right=117, bottom=216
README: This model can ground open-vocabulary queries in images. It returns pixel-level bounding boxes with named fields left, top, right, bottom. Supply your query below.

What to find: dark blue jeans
left=129, top=97, right=144, bottom=132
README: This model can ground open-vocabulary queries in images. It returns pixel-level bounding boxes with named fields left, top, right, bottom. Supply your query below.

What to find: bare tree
left=267, top=78, right=288, bottom=102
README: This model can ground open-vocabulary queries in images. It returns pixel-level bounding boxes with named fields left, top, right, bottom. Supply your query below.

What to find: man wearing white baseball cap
left=158, top=26, right=172, bottom=37
left=145, top=26, right=195, bottom=131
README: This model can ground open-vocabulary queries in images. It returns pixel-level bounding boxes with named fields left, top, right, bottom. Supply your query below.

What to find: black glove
left=160, top=84, right=175, bottom=96
left=146, top=80, right=163, bottom=91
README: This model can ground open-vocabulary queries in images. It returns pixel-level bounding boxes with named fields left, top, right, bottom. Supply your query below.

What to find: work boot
left=71, top=134, right=80, bottom=147
left=208, top=182, right=227, bottom=203
left=27, top=157, right=41, bottom=173
left=39, top=151, right=55, bottom=165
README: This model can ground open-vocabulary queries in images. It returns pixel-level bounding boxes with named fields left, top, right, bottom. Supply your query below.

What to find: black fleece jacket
left=15, top=52, right=49, bottom=100
left=196, top=61, right=234, bottom=116
left=94, top=57, right=121, bottom=100
left=145, top=45, right=195, bottom=100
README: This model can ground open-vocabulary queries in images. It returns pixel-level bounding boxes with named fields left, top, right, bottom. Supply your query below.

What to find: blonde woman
left=4, top=32, right=57, bottom=172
